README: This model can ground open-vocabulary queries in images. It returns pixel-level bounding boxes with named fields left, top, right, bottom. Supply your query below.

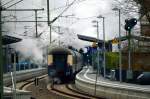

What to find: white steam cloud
left=13, top=38, right=45, bottom=65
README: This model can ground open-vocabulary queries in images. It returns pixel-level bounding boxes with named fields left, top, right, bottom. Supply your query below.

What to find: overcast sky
left=2, top=0, right=139, bottom=47
left=1, top=0, right=139, bottom=63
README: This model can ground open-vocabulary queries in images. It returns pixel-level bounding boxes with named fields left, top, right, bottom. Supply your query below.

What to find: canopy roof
left=77, top=34, right=105, bottom=43
left=2, top=35, right=22, bottom=45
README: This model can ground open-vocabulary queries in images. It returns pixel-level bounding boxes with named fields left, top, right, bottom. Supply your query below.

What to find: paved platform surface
left=75, top=66, right=150, bottom=99
left=77, top=66, right=150, bottom=92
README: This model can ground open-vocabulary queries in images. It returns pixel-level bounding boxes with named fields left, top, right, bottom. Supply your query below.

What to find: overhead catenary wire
left=50, top=0, right=87, bottom=12
left=4, top=0, right=86, bottom=22
left=16, top=11, right=43, bottom=20
left=50, top=0, right=77, bottom=24
left=2, top=0, right=16, bottom=7
left=5, top=0, right=24, bottom=9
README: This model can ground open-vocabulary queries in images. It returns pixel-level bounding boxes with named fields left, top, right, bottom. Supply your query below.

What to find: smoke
left=13, top=38, right=45, bottom=65
left=2, top=0, right=140, bottom=65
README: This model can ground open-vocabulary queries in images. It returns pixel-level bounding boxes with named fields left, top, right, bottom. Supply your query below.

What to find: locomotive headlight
left=67, top=55, right=73, bottom=66
left=48, top=55, right=53, bottom=66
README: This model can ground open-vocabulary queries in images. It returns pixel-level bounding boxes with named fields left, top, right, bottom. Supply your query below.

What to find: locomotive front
left=48, top=47, right=75, bottom=83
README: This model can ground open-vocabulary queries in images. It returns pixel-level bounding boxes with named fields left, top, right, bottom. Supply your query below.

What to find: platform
left=4, top=87, right=31, bottom=99
left=75, top=66, right=150, bottom=99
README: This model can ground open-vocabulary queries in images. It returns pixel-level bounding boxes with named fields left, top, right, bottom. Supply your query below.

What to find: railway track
left=18, top=74, right=47, bottom=90
left=18, top=75, right=105, bottom=99
left=47, top=83, right=105, bottom=99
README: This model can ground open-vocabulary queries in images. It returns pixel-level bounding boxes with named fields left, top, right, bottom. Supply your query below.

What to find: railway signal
left=124, top=18, right=137, bottom=31
left=124, top=18, right=137, bottom=81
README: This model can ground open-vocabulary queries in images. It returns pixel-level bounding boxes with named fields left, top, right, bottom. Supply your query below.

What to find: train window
left=48, top=55, right=53, bottom=65
left=67, top=55, right=73, bottom=66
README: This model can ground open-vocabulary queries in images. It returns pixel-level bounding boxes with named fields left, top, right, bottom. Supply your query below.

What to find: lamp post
left=92, top=20, right=99, bottom=95
left=97, top=15, right=106, bottom=78
left=112, top=8, right=122, bottom=82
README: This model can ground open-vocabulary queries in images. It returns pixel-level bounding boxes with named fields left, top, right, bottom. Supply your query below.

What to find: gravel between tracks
left=25, top=76, right=72, bottom=99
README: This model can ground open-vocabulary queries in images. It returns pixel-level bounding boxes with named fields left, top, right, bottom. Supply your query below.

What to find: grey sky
left=2, top=0, right=139, bottom=63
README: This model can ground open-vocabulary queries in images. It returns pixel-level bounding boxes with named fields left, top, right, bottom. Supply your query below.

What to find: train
left=47, top=46, right=83, bottom=83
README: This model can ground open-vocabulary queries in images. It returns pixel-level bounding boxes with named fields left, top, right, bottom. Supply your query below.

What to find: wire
left=5, top=0, right=24, bottom=9
left=51, top=0, right=76, bottom=23
left=11, top=0, right=86, bottom=23
left=50, top=0, right=87, bottom=12
left=17, top=11, right=44, bottom=20
left=2, top=0, right=16, bottom=7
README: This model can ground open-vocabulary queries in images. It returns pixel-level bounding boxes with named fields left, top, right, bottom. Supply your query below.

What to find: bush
left=106, top=52, right=119, bottom=69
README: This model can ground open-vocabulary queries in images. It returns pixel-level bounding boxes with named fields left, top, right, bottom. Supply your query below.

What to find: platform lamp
left=112, top=8, right=122, bottom=82
left=92, top=20, right=100, bottom=95
left=92, top=20, right=100, bottom=74
left=97, top=15, right=106, bottom=78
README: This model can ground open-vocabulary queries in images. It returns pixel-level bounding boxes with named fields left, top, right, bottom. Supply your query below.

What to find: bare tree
left=134, top=0, right=150, bottom=23
left=113, top=0, right=140, bottom=18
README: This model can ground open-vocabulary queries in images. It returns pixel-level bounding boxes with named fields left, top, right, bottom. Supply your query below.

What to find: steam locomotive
left=47, top=46, right=83, bottom=83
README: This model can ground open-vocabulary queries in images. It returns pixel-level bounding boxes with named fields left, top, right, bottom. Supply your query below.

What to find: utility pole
left=49, top=25, right=52, bottom=43
left=35, top=10, right=38, bottom=37
left=1, top=8, right=44, bottom=38
left=47, top=0, right=52, bottom=43
left=0, top=0, right=3, bottom=98
left=47, top=0, right=76, bottom=44
left=97, top=15, right=105, bottom=78
left=118, top=9, right=122, bottom=82
left=96, top=22, right=100, bottom=75
left=11, top=52, right=16, bottom=99
left=58, top=26, right=61, bottom=46
left=102, top=17, right=106, bottom=78
left=92, top=20, right=99, bottom=96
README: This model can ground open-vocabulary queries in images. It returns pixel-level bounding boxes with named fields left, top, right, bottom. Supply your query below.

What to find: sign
left=92, top=42, right=97, bottom=47
left=112, top=38, right=118, bottom=44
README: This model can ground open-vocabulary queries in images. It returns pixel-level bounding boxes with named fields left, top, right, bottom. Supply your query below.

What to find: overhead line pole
left=102, top=17, right=106, bottom=78
left=94, top=21, right=99, bottom=96
left=35, top=10, right=38, bottom=37
left=47, top=0, right=76, bottom=44
left=1, top=8, right=44, bottom=38
left=0, top=0, right=3, bottom=98
left=47, top=0, right=52, bottom=43
left=118, top=9, right=122, bottom=82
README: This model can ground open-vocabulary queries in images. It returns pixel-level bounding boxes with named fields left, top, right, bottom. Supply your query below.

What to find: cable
left=17, top=11, right=44, bottom=20
left=2, top=0, right=16, bottom=7
left=50, top=0, right=87, bottom=12
left=5, top=0, right=24, bottom=9
left=51, top=0, right=76, bottom=23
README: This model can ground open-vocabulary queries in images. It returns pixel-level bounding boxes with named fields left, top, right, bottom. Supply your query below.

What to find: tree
left=113, top=0, right=140, bottom=18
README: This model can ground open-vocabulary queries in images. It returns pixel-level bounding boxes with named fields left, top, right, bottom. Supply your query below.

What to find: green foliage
left=106, top=52, right=119, bottom=69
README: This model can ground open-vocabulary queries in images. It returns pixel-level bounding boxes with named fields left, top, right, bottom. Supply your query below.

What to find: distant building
left=134, top=0, right=150, bottom=51
left=133, top=0, right=150, bottom=36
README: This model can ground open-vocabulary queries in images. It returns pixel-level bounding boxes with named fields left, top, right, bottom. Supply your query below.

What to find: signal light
left=124, top=18, right=137, bottom=31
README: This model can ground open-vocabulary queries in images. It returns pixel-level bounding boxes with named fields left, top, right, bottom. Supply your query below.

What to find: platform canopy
left=2, top=35, right=22, bottom=45
left=77, top=34, right=104, bottom=43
